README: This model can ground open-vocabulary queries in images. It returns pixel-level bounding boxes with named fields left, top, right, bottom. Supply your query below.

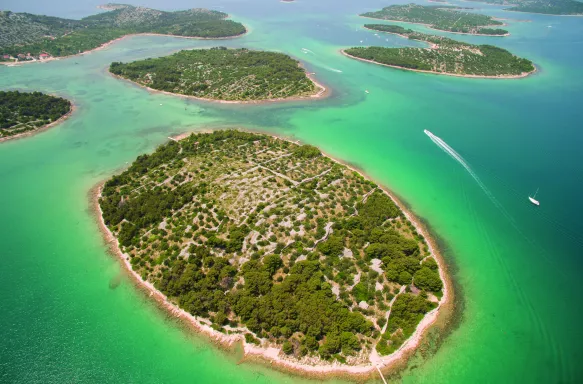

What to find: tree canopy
left=0, top=5, right=246, bottom=59
left=0, top=91, right=71, bottom=139
left=110, top=48, right=317, bottom=101
left=100, top=130, right=444, bottom=362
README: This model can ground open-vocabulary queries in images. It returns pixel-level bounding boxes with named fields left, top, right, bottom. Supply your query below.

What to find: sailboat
left=529, top=188, right=540, bottom=206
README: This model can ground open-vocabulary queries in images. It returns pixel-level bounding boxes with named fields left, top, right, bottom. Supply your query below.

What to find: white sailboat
left=529, top=188, right=540, bottom=206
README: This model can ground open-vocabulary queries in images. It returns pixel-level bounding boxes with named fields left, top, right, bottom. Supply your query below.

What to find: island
left=360, top=4, right=508, bottom=36
left=468, top=0, right=583, bottom=16
left=109, top=48, right=326, bottom=102
left=95, top=130, right=451, bottom=378
left=0, top=4, right=246, bottom=63
left=343, top=25, right=535, bottom=78
left=0, top=91, right=72, bottom=142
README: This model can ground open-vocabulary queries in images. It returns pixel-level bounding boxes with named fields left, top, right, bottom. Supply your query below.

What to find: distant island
left=0, top=91, right=72, bottom=142
left=109, top=48, right=326, bottom=103
left=469, top=0, right=583, bottom=16
left=360, top=4, right=508, bottom=36
left=0, top=4, right=246, bottom=64
left=95, top=130, right=451, bottom=378
left=343, top=25, right=535, bottom=78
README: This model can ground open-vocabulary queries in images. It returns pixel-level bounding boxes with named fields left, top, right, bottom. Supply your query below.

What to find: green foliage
left=364, top=24, right=413, bottom=35
left=357, top=191, right=400, bottom=228
left=99, top=130, right=442, bottom=360
left=0, top=5, right=245, bottom=58
left=303, top=335, right=319, bottom=351
left=387, top=293, right=435, bottom=338
left=352, top=282, right=374, bottom=303
left=422, top=257, right=439, bottom=271
left=245, top=333, right=260, bottom=345
left=499, top=0, right=583, bottom=15
left=110, top=48, right=315, bottom=101
left=282, top=341, right=294, bottom=355
left=413, top=266, right=443, bottom=292
left=293, top=144, right=321, bottom=159
left=317, top=235, right=344, bottom=257
left=0, top=91, right=70, bottom=137
left=231, top=260, right=373, bottom=352
left=384, top=256, right=420, bottom=285
left=345, top=27, right=534, bottom=77
left=263, top=254, right=283, bottom=276
left=361, top=4, right=507, bottom=35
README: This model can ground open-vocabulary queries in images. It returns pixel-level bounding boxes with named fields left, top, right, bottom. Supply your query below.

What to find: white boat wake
left=424, top=129, right=524, bottom=228
left=424, top=129, right=559, bottom=244
left=301, top=48, right=314, bottom=54
left=324, top=66, right=343, bottom=73
left=424, top=129, right=497, bottom=202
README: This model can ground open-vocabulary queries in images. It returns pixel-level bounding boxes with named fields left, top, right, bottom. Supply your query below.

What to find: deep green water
left=1, top=0, right=582, bottom=382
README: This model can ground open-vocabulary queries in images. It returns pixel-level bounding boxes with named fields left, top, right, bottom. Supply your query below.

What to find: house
left=2, top=55, right=10, bottom=59
left=39, top=53, right=50, bottom=59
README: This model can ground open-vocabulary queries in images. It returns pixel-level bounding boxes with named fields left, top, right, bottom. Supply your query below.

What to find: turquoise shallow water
left=1, top=0, right=583, bottom=383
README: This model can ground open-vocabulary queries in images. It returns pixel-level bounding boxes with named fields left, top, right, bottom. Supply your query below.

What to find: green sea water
left=1, top=0, right=582, bottom=382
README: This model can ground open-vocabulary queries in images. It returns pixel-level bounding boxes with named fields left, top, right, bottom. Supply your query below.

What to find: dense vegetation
left=361, top=4, right=508, bottom=35
left=0, top=91, right=71, bottom=139
left=100, top=130, right=444, bottom=362
left=109, top=48, right=317, bottom=101
left=0, top=4, right=246, bottom=61
left=471, top=0, right=583, bottom=15
left=508, top=0, right=583, bottom=14
left=346, top=25, right=535, bottom=77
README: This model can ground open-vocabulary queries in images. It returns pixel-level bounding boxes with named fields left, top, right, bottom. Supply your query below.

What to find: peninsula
left=109, top=48, right=325, bottom=102
left=361, top=4, right=508, bottom=36
left=343, top=25, right=535, bottom=78
left=469, top=0, right=583, bottom=16
left=96, top=130, right=451, bottom=378
left=0, top=91, right=72, bottom=142
left=0, top=4, right=246, bottom=63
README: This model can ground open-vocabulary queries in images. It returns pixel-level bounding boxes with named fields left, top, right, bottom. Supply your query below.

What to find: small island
left=470, top=0, right=583, bottom=16
left=343, top=25, right=535, bottom=78
left=96, top=130, right=451, bottom=378
left=109, top=48, right=326, bottom=102
left=0, top=91, right=72, bottom=142
left=360, top=4, right=508, bottom=36
left=0, top=4, right=246, bottom=63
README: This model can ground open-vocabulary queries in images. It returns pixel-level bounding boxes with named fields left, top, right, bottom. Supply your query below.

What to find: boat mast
left=533, top=188, right=539, bottom=198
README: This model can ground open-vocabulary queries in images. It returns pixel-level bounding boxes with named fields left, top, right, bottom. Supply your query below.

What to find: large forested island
left=0, top=4, right=246, bottom=62
left=97, top=130, right=448, bottom=374
left=344, top=25, right=535, bottom=78
left=0, top=91, right=72, bottom=141
left=361, top=4, right=508, bottom=36
left=109, top=48, right=323, bottom=102
left=471, top=0, right=583, bottom=15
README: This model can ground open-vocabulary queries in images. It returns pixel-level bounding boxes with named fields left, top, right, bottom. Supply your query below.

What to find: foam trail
left=425, top=130, right=532, bottom=234
left=424, top=129, right=497, bottom=201
left=424, top=129, right=571, bottom=275
left=323, top=66, right=343, bottom=73
left=424, top=129, right=521, bottom=230
left=301, top=48, right=315, bottom=54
